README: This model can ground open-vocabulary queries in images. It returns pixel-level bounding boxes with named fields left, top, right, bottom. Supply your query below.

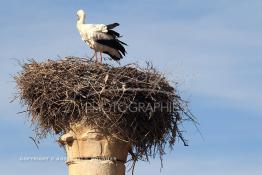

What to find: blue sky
left=1, top=0, right=262, bottom=174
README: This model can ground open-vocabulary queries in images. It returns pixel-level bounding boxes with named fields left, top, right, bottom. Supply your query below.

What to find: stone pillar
left=59, top=124, right=130, bottom=175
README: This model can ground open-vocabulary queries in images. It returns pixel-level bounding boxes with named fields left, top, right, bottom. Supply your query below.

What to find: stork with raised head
left=76, top=9, right=127, bottom=63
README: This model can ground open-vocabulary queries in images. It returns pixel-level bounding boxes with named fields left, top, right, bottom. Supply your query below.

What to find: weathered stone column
left=59, top=123, right=130, bottom=175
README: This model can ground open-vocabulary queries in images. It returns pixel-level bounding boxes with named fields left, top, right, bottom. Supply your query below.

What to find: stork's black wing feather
left=96, top=39, right=126, bottom=56
left=117, top=39, right=127, bottom=46
left=107, top=30, right=121, bottom=38
left=106, top=23, right=119, bottom=29
left=103, top=51, right=122, bottom=61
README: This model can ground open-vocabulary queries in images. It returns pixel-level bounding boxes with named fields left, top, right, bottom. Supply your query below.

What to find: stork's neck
left=77, top=15, right=85, bottom=25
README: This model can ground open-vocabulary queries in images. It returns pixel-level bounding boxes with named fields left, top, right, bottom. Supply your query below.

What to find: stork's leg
left=95, top=51, right=98, bottom=62
left=100, top=51, right=103, bottom=63
left=91, top=50, right=96, bottom=60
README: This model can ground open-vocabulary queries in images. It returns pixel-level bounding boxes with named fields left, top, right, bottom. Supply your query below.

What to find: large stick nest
left=14, top=57, right=195, bottom=161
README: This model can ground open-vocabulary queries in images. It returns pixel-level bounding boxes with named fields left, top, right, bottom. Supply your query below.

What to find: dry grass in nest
left=14, top=56, right=196, bottom=162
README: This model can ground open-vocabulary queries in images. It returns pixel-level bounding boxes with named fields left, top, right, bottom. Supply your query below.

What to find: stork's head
left=76, top=9, right=85, bottom=21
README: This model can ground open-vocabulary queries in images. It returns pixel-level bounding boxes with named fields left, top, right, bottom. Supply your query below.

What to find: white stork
left=76, top=9, right=127, bottom=62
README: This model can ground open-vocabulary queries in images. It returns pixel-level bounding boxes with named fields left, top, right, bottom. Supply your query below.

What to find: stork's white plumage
left=76, top=9, right=127, bottom=62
